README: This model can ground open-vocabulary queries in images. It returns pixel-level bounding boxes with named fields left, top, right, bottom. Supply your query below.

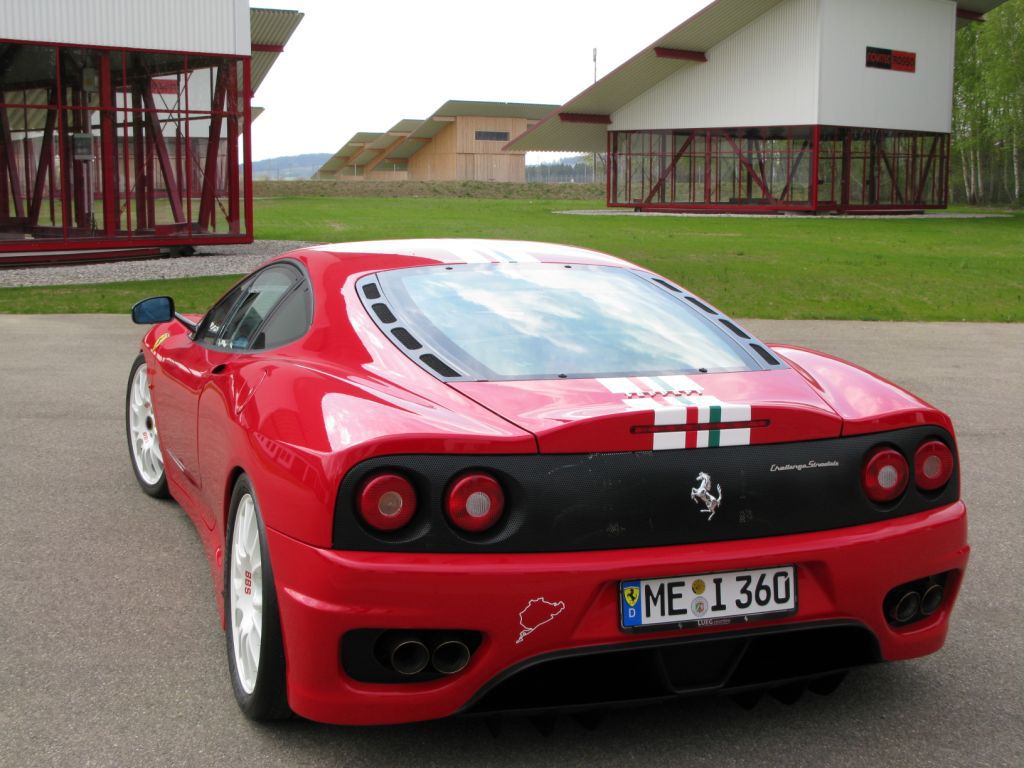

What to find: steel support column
left=225, top=64, right=240, bottom=233
left=198, top=65, right=228, bottom=232
left=132, top=89, right=148, bottom=231
left=28, top=103, right=57, bottom=226
left=99, top=53, right=120, bottom=236
left=0, top=108, right=26, bottom=220
left=140, top=84, right=185, bottom=224
left=810, top=125, right=820, bottom=210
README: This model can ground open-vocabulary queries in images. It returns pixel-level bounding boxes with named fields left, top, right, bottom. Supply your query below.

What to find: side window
left=252, top=283, right=312, bottom=350
left=216, top=266, right=299, bottom=350
left=195, top=281, right=248, bottom=347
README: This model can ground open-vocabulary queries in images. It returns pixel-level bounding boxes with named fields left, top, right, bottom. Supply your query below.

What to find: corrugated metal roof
left=388, top=119, right=424, bottom=134
left=433, top=100, right=558, bottom=119
left=249, top=7, right=303, bottom=94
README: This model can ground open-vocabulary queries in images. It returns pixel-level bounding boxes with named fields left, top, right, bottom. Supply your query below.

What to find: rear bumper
left=267, top=500, right=968, bottom=725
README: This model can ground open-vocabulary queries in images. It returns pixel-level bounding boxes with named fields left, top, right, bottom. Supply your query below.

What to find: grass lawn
left=1, top=196, right=1021, bottom=321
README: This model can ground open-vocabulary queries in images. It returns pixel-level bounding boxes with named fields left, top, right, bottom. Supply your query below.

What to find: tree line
left=953, top=0, right=1023, bottom=205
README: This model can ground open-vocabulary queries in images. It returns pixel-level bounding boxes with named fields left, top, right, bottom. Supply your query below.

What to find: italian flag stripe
left=708, top=404, right=722, bottom=447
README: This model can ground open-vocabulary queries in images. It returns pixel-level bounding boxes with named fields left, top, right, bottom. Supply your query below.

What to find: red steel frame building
left=606, top=125, right=951, bottom=213
left=0, top=4, right=300, bottom=264
left=510, top=0, right=1005, bottom=215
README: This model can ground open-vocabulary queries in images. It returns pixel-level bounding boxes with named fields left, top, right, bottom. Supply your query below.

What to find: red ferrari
left=127, top=239, right=967, bottom=725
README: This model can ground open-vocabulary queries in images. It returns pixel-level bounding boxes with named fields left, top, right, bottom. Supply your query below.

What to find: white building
left=510, top=0, right=1008, bottom=213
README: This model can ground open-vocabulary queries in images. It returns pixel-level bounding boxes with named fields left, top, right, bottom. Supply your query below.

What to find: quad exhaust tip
left=432, top=639, right=472, bottom=675
left=389, top=638, right=431, bottom=676
left=920, top=583, right=944, bottom=616
left=891, top=591, right=921, bottom=624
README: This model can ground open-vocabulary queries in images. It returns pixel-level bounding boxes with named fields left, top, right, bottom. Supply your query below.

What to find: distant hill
left=250, top=153, right=332, bottom=180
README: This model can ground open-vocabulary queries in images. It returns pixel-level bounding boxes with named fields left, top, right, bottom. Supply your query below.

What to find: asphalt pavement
left=0, top=315, right=1021, bottom=768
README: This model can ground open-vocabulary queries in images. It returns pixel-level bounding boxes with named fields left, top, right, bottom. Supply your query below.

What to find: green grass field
left=2, top=196, right=1021, bottom=321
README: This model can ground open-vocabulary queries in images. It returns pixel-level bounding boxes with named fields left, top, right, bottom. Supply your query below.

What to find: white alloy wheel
left=230, top=493, right=263, bottom=695
left=128, top=361, right=164, bottom=486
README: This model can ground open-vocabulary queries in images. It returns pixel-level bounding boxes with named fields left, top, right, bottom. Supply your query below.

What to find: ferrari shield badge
left=690, top=472, right=723, bottom=521
left=624, top=586, right=640, bottom=608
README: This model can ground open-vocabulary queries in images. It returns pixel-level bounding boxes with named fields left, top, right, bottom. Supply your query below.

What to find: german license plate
left=620, top=565, right=797, bottom=630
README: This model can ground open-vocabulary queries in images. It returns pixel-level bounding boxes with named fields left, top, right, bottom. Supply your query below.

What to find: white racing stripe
left=596, top=377, right=753, bottom=450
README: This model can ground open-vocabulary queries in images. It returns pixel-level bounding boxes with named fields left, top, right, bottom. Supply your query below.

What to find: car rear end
left=268, top=249, right=967, bottom=724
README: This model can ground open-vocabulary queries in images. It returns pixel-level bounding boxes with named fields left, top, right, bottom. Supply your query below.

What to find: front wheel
left=126, top=354, right=169, bottom=498
left=225, top=474, right=289, bottom=720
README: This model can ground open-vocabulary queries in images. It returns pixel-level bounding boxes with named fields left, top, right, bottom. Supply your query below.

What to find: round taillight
left=445, top=473, right=505, bottom=533
left=357, top=473, right=416, bottom=531
left=862, top=447, right=909, bottom=504
left=914, top=440, right=954, bottom=491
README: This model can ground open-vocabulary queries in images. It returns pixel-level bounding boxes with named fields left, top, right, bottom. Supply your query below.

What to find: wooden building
left=316, top=101, right=556, bottom=182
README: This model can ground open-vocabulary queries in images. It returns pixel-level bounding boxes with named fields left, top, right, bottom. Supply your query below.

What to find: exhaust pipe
left=920, top=583, right=944, bottom=616
left=388, top=637, right=430, bottom=676
left=432, top=639, right=472, bottom=675
left=890, top=590, right=922, bottom=623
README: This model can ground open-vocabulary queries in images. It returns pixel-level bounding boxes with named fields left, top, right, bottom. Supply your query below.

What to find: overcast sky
left=249, top=0, right=714, bottom=162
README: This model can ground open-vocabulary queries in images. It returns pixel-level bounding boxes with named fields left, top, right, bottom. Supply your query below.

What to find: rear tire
left=225, top=474, right=290, bottom=720
left=125, top=354, right=169, bottom=498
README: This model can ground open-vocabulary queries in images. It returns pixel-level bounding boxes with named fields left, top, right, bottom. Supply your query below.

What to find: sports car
left=127, top=239, right=967, bottom=725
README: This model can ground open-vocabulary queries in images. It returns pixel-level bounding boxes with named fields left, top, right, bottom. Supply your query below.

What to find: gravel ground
left=0, top=240, right=320, bottom=288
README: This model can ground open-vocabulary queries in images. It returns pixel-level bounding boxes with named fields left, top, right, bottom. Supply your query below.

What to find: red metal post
left=184, top=55, right=193, bottom=235
left=840, top=130, right=852, bottom=211
left=141, top=83, right=185, bottom=223
left=132, top=89, right=148, bottom=231
left=241, top=57, right=253, bottom=239
left=99, top=53, right=120, bottom=236
left=121, top=53, right=131, bottom=235
left=704, top=130, right=712, bottom=204
left=810, top=125, right=820, bottom=211
left=28, top=104, right=57, bottom=226
left=72, top=88, right=90, bottom=230
left=0, top=108, right=26, bottom=219
left=198, top=65, right=228, bottom=231
left=146, top=125, right=156, bottom=226
left=605, top=131, right=612, bottom=207
left=226, top=63, right=240, bottom=234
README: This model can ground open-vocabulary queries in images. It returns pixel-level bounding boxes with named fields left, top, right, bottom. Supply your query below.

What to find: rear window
left=370, top=264, right=756, bottom=380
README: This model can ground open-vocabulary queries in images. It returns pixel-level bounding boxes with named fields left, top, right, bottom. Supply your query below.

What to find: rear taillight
left=862, top=447, right=909, bottom=503
left=357, top=473, right=417, bottom=531
left=914, top=440, right=954, bottom=491
left=445, top=472, right=505, bottom=533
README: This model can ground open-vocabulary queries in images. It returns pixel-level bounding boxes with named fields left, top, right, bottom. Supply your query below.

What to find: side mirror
left=131, top=296, right=175, bottom=325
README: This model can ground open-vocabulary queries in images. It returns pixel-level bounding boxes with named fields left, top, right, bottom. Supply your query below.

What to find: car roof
left=306, top=239, right=634, bottom=268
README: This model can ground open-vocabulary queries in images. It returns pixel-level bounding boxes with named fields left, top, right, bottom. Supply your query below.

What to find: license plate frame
left=619, top=565, right=798, bottom=632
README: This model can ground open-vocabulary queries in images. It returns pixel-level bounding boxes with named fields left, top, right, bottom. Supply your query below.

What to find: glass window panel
left=377, top=264, right=754, bottom=380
